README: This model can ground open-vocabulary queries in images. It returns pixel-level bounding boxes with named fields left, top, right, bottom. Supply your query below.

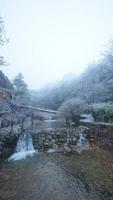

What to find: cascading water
left=15, top=133, right=34, bottom=152
left=76, top=126, right=89, bottom=153
left=77, top=130, right=86, bottom=146
left=47, top=148, right=56, bottom=153
left=8, top=133, right=36, bottom=161
left=66, top=129, right=71, bottom=144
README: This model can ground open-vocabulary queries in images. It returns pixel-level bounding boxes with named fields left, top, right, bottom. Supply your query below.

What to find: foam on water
left=8, top=150, right=36, bottom=161
left=47, top=148, right=56, bottom=153
left=77, top=132, right=86, bottom=147
left=76, top=126, right=89, bottom=153
left=8, top=133, right=37, bottom=161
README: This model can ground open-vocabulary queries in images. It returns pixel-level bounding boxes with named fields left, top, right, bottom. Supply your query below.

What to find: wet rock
left=89, top=138, right=95, bottom=143
left=64, top=144, right=72, bottom=152
left=52, top=144, right=58, bottom=150
left=46, top=134, right=52, bottom=140
left=39, top=136, right=45, bottom=141
left=0, top=134, right=18, bottom=160
left=58, top=138, right=66, bottom=143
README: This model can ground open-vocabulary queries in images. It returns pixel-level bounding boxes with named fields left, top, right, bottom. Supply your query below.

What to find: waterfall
left=76, top=126, right=89, bottom=153
left=77, top=130, right=86, bottom=146
left=15, top=133, right=34, bottom=152
left=8, top=133, right=36, bottom=161
left=66, top=129, right=71, bottom=145
left=47, top=148, right=56, bottom=153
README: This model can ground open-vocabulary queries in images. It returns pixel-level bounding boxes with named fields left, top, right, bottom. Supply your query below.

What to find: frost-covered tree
left=13, top=73, right=30, bottom=105
left=59, top=98, right=88, bottom=125
left=30, top=40, right=113, bottom=110
left=0, top=17, right=8, bottom=66
left=13, top=73, right=27, bottom=95
left=91, top=102, right=113, bottom=123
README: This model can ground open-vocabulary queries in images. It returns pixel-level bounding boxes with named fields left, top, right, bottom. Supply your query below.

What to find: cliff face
left=0, top=70, right=13, bottom=90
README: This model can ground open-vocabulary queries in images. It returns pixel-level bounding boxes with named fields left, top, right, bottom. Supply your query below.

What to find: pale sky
left=0, top=0, right=113, bottom=89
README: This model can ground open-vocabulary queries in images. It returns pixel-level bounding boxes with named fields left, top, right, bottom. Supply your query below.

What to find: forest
left=27, top=42, right=113, bottom=123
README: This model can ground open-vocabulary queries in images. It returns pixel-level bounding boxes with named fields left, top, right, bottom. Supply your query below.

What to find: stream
left=0, top=120, right=113, bottom=200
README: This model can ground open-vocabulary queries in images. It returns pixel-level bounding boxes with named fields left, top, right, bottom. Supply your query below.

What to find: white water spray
left=8, top=133, right=36, bottom=161
left=76, top=126, right=89, bottom=153
left=77, top=131, right=86, bottom=146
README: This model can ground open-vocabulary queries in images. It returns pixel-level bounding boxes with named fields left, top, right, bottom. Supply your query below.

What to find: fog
left=1, top=0, right=113, bottom=89
left=1, top=2, right=113, bottom=200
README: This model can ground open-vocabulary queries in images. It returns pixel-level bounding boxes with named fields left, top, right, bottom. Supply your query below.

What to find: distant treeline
left=12, top=42, right=113, bottom=123
left=30, top=42, right=113, bottom=111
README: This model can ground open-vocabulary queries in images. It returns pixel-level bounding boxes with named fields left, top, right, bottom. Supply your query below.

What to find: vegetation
left=0, top=17, right=8, bottom=66
left=91, top=102, right=113, bottom=123
left=59, top=98, right=89, bottom=124
left=33, top=51, right=111, bottom=109
left=30, top=42, right=113, bottom=123
left=13, top=73, right=28, bottom=95
left=1, top=20, right=113, bottom=124
left=13, top=73, right=30, bottom=105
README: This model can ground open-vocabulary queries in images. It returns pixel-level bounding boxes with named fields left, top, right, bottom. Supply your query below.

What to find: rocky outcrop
left=0, top=71, right=15, bottom=161
left=0, top=71, right=13, bottom=122
left=0, top=70, right=13, bottom=91
left=0, top=127, right=20, bottom=161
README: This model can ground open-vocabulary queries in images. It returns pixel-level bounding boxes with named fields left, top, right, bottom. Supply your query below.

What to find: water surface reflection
left=0, top=149, right=113, bottom=200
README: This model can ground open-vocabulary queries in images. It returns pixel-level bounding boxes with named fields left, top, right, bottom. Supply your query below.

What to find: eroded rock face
left=0, top=129, right=19, bottom=161
left=0, top=71, right=13, bottom=91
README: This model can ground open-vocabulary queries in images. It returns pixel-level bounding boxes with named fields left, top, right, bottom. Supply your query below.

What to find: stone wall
left=0, top=127, right=78, bottom=160
left=31, top=127, right=79, bottom=151
left=32, top=128, right=68, bottom=151
left=1, top=121, right=113, bottom=161
left=81, top=122, right=113, bottom=150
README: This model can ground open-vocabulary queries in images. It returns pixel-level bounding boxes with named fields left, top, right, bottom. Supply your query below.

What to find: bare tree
left=0, top=17, right=8, bottom=66
left=59, top=98, right=88, bottom=125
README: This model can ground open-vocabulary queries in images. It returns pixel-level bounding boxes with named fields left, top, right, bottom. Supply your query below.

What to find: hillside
left=31, top=48, right=113, bottom=110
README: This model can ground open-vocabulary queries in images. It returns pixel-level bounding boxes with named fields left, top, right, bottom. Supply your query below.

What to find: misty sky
left=0, top=0, right=113, bottom=89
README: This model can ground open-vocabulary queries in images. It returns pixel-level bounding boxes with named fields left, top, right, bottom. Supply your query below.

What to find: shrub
left=91, top=102, right=113, bottom=123
left=59, top=98, right=89, bottom=125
